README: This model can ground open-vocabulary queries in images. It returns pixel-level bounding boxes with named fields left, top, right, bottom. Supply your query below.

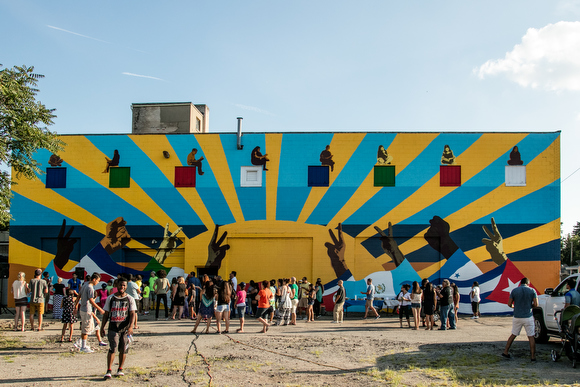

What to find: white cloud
left=475, top=21, right=580, bottom=91
left=122, top=72, right=164, bottom=81
left=234, top=104, right=275, bottom=116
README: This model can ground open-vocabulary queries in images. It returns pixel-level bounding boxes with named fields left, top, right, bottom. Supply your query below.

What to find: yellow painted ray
left=56, top=137, right=180, bottom=233
left=13, top=177, right=107, bottom=233
left=464, top=219, right=560, bottom=264
left=359, top=133, right=529, bottom=239
left=129, top=135, right=214, bottom=227
left=265, top=134, right=282, bottom=221
left=196, top=134, right=244, bottom=223
left=297, top=133, right=366, bottom=223
left=400, top=137, right=559, bottom=258
left=326, top=133, right=438, bottom=227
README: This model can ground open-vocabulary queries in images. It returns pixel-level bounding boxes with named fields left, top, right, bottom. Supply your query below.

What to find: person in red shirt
left=255, top=280, right=274, bottom=333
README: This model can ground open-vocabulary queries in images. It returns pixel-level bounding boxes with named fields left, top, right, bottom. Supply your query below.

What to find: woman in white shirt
left=12, top=272, right=29, bottom=331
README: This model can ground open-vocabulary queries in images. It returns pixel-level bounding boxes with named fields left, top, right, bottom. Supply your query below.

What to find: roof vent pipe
left=236, top=117, right=243, bottom=150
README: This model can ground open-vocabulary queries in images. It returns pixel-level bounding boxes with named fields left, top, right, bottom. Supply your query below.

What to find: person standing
left=52, top=278, right=67, bottom=320
left=153, top=270, right=170, bottom=320
left=298, top=277, right=311, bottom=320
left=12, top=272, right=29, bottom=331
left=42, top=271, right=52, bottom=315
left=67, top=272, right=81, bottom=295
left=76, top=272, right=105, bottom=353
left=29, top=269, right=48, bottom=331
left=332, top=280, right=346, bottom=323
left=100, top=278, right=136, bottom=379
left=256, top=280, right=274, bottom=333
left=422, top=282, right=437, bottom=330
left=361, top=278, right=380, bottom=319
left=438, top=279, right=456, bottom=330
left=314, top=278, right=324, bottom=318
left=148, top=271, right=158, bottom=312
left=229, top=271, right=238, bottom=318
left=289, top=277, right=299, bottom=325
left=470, top=281, right=481, bottom=319
left=125, top=274, right=141, bottom=329
left=235, top=282, right=247, bottom=332
left=410, top=281, right=422, bottom=330
left=502, top=278, right=538, bottom=361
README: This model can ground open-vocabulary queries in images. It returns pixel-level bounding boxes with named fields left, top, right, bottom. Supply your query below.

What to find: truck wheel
left=534, top=312, right=549, bottom=344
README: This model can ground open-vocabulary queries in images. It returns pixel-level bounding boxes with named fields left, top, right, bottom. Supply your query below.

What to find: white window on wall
left=241, top=166, right=263, bottom=187
left=505, top=166, right=526, bottom=186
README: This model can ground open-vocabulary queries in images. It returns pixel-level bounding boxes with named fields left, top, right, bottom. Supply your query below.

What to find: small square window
left=46, top=167, right=66, bottom=189
left=374, top=165, right=395, bottom=187
left=109, top=167, right=131, bottom=188
left=308, top=166, right=329, bottom=187
left=505, top=165, right=526, bottom=186
left=175, top=166, right=196, bottom=187
left=241, top=166, right=263, bottom=187
left=440, top=165, right=461, bottom=187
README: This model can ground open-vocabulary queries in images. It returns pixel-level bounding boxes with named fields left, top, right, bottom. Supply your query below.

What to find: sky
left=2, top=0, right=580, bottom=235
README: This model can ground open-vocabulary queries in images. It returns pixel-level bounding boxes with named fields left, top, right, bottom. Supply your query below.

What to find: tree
left=561, top=222, right=580, bottom=265
left=0, top=65, right=64, bottom=227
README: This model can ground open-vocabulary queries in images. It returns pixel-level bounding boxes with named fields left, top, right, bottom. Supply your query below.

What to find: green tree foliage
left=0, top=65, right=64, bottom=227
left=561, top=221, right=580, bottom=265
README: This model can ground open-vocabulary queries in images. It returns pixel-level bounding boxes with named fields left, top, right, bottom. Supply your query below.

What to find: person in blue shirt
left=564, top=278, right=580, bottom=308
left=502, top=278, right=538, bottom=361
left=67, top=273, right=81, bottom=295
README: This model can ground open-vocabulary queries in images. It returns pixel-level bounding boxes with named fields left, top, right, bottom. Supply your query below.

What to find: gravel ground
left=1, top=311, right=580, bottom=386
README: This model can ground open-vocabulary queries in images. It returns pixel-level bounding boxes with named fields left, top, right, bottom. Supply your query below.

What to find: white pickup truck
left=533, top=273, right=580, bottom=343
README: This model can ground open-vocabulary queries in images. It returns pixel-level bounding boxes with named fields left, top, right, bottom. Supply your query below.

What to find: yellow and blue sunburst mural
left=9, top=131, right=560, bottom=313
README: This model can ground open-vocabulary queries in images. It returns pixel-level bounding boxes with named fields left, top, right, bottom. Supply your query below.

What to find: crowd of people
left=10, top=267, right=494, bottom=378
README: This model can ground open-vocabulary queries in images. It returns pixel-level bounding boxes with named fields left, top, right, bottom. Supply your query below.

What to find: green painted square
left=109, top=167, right=131, bottom=188
left=374, top=165, right=395, bottom=187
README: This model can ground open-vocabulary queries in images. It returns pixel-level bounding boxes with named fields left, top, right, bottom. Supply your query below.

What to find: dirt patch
left=0, top=313, right=579, bottom=386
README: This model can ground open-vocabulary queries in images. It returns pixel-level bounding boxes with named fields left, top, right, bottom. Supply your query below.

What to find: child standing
left=235, top=282, right=247, bottom=333
left=60, top=289, right=77, bottom=342
left=142, top=283, right=150, bottom=315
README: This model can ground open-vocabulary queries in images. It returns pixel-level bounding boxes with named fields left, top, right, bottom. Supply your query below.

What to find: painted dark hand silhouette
left=54, top=219, right=77, bottom=269
left=482, top=217, right=508, bottom=265
left=374, top=222, right=405, bottom=267
left=100, top=217, right=132, bottom=255
left=325, top=223, right=348, bottom=278
left=206, top=225, right=230, bottom=268
left=423, top=216, right=459, bottom=259
left=154, top=223, right=183, bottom=264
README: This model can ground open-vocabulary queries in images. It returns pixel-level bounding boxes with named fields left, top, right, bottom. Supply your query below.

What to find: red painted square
left=175, top=166, right=196, bottom=187
left=440, top=165, right=461, bottom=187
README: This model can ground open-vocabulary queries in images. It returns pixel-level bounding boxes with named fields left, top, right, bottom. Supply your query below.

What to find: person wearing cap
left=29, top=269, right=48, bottom=331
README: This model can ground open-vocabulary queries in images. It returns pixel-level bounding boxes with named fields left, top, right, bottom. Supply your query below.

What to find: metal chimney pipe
left=237, top=117, right=243, bottom=150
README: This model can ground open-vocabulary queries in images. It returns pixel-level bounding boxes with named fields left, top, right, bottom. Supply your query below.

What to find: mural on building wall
left=320, top=145, right=335, bottom=171
left=508, top=146, right=524, bottom=165
left=186, top=148, right=204, bottom=175
left=103, top=149, right=120, bottom=173
left=251, top=146, right=269, bottom=170
left=48, top=154, right=64, bottom=167
left=440, top=145, right=456, bottom=165
left=206, top=225, right=230, bottom=268
left=376, top=145, right=393, bottom=165
left=8, top=131, right=560, bottom=314
left=154, top=224, right=183, bottom=264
